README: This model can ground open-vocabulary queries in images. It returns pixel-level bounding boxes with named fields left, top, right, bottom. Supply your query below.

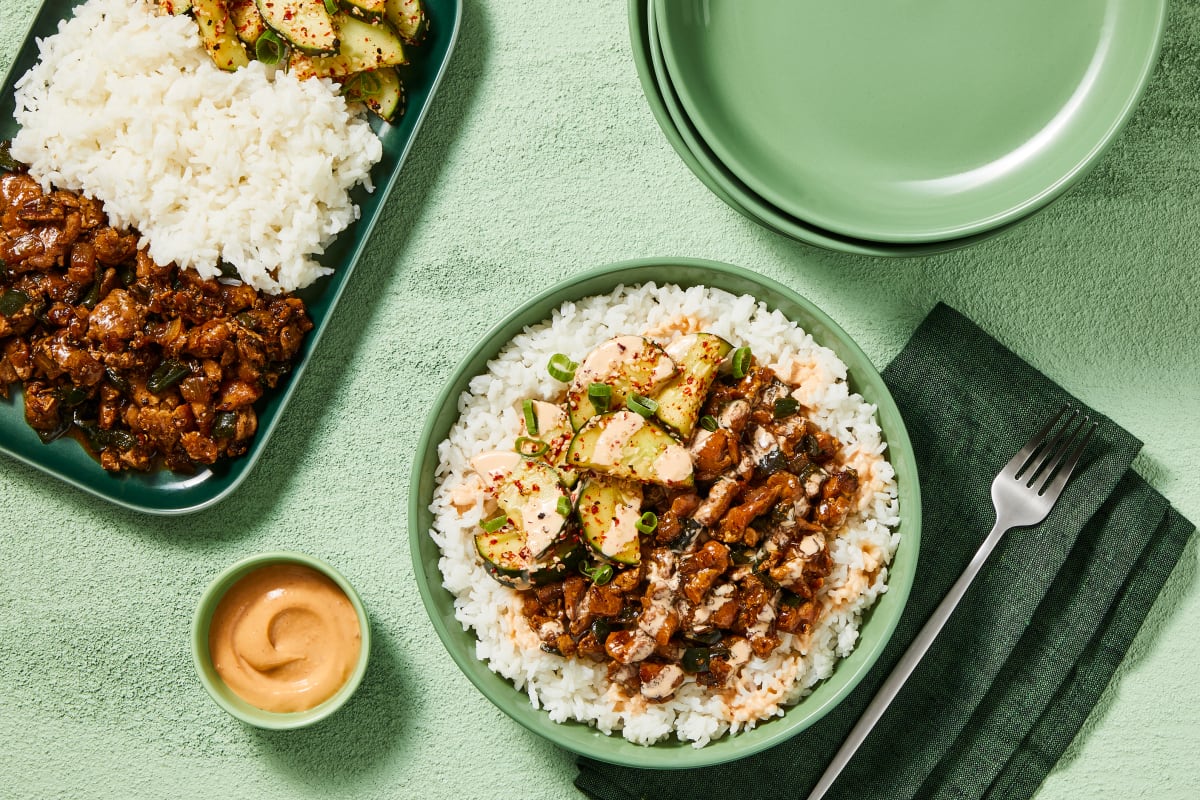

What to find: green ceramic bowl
left=409, top=257, right=921, bottom=768
left=191, top=551, right=371, bottom=730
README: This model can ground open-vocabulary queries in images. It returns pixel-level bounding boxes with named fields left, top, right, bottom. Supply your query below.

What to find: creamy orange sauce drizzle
left=651, top=443, right=693, bottom=484
left=208, top=563, right=361, bottom=713
left=593, top=411, right=645, bottom=465
left=575, top=335, right=676, bottom=388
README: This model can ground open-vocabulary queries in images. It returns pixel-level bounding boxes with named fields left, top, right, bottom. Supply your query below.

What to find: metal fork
left=805, top=405, right=1098, bottom=800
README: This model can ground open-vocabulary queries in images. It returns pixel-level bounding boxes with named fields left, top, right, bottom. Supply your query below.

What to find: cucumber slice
left=567, top=410, right=694, bottom=488
left=342, top=68, right=405, bottom=122
left=342, top=0, right=385, bottom=19
left=578, top=478, right=643, bottom=565
left=385, top=0, right=428, bottom=44
left=229, top=0, right=267, bottom=46
left=517, top=399, right=578, bottom=488
left=475, top=527, right=585, bottom=589
left=193, top=0, right=251, bottom=71
left=475, top=523, right=528, bottom=581
left=653, top=333, right=733, bottom=438
left=566, top=336, right=677, bottom=430
left=493, top=460, right=570, bottom=559
left=289, top=13, right=407, bottom=78
left=159, top=0, right=193, bottom=14
left=255, top=0, right=339, bottom=56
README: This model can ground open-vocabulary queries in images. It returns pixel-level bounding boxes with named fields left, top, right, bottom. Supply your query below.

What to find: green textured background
left=1, top=1, right=1197, bottom=798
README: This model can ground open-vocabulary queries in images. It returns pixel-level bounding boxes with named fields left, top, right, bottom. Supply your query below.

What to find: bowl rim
left=408, top=256, right=921, bottom=768
left=191, top=550, right=372, bottom=730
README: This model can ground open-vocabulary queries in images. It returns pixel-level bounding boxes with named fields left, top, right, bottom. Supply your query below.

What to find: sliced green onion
left=522, top=398, right=538, bottom=435
left=627, top=393, right=658, bottom=417
left=480, top=514, right=508, bottom=533
left=556, top=495, right=572, bottom=517
left=344, top=70, right=383, bottom=100
left=731, top=346, right=752, bottom=379
left=255, top=29, right=285, bottom=65
left=0, top=288, right=30, bottom=317
left=579, top=562, right=613, bottom=585
left=323, top=0, right=338, bottom=14
left=359, top=71, right=383, bottom=97
left=773, top=396, right=800, bottom=419
left=547, top=353, right=578, bottom=382
left=635, top=511, right=658, bottom=535
left=587, top=382, right=612, bottom=413
left=699, top=415, right=719, bottom=432
left=515, top=436, right=548, bottom=458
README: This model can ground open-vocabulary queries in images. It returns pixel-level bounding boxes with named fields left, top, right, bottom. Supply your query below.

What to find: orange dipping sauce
left=208, top=563, right=362, bottom=713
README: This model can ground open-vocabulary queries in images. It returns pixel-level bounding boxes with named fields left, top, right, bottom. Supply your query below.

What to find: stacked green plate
left=632, top=0, right=1167, bottom=254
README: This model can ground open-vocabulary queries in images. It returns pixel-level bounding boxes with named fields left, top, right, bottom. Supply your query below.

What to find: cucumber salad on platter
left=159, top=0, right=429, bottom=123
left=429, top=283, right=901, bottom=746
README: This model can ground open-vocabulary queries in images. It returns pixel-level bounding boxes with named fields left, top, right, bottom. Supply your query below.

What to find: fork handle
left=804, top=520, right=1010, bottom=800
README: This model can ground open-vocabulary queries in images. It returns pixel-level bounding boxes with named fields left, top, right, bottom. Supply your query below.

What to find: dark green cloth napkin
left=576, top=303, right=1194, bottom=800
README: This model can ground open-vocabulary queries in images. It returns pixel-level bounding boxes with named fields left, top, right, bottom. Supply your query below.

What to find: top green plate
left=0, top=0, right=460, bottom=514
left=632, top=0, right=1023, bottom=257
left=654, top=0, right=1167, bottom=243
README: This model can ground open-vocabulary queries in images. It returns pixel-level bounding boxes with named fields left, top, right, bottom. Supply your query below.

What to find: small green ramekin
left=191, top=551, right=371, bottom=729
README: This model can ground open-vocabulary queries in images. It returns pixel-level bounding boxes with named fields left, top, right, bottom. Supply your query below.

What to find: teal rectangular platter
left=0, top=0, right=461, bottom=514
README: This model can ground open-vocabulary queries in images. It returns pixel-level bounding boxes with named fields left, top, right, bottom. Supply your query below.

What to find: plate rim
left=407, top=256, right=922, bottom=769
left=0, top=0, right=464, bottom=515
left=652, top=0, right=1169, bottom=243
left=632, top=0, right=1023, bottom=258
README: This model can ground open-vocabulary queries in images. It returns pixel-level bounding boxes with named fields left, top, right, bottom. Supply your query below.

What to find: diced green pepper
left=0, top=289, right=30, bottom=317
left=147, top=359, right=191, bottom=394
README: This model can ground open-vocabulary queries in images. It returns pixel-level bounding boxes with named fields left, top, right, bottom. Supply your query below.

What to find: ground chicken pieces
left=0, top=169, right=311, bottom=471
left=513, top=355, right=869, bottom=701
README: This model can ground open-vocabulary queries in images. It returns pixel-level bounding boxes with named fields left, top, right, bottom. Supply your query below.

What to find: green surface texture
left=1, top=1, right=1198, bottom=799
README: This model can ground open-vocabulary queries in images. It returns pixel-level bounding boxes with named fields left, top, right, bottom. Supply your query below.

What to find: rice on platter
left=9, top=0, right=382, bottom=294
left=429, top=282, right=901, bottom=746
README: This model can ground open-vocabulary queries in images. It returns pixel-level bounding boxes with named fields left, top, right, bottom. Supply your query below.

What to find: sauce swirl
left=208, top=563, right=362, bottom=713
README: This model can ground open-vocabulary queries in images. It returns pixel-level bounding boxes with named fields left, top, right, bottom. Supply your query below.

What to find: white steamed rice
left=9, top=0, right=382, bottom=294
left=429, top=282, right=901, bottom=746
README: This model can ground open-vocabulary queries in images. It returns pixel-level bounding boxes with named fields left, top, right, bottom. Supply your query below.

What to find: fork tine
left=1039, top=418, right=1097, bottom=498
left=1013, top=406, right=1077, bottom=481
left=1022, top=409, right=1085, bottom=487
left=1006, top=405, right=1069, bottom=476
